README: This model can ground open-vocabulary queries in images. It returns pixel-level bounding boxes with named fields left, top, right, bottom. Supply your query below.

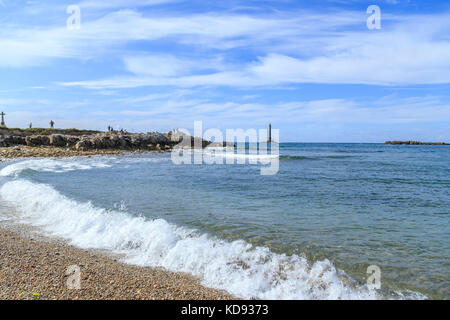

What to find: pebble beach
left=0, top=225, right=234, bottom=300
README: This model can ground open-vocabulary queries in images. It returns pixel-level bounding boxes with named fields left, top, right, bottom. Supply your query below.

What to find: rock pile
left=0, top=132, right=175, bottom=151
left=385, top=141, right=449, bottom=145
left=0, top=129, right=236, bottom=159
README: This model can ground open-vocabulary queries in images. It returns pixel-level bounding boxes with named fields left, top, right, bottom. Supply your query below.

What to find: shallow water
left=0, top=143, right=448, bottom=299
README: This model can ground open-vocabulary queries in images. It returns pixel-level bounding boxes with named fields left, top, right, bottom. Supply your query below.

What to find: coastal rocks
left=25, top=135, right=50, bottom=147
left=74, top=139, right=90, bottom=151
left=117, top=135, right=130, bottom=148
left=0, top=135, right=26, bottom=147
left=0, top=129, right=217, bottom=157
left=146, top=133, right=170, bottom=146
left=385, top=141, right=450, bottom=145
left=49, top=134, right=67, bottom=147
left=0, top=136, right=9, bottom=147
left=65, top=136, right=80, bottom=147
left=71, top=133, right=174, bottom=151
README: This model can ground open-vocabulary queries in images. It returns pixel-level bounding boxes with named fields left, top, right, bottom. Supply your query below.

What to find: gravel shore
left=0, top=146, right=164, bottom=159
left=0, top=224, right=234, bottom=300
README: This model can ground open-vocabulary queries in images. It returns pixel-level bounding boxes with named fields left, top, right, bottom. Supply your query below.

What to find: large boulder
left=49, top=134, right=67, bottom=147
left=0, top=136, right=10, bottom=147
left=25, top=135, right=50, bottom=147
left=65, top=136, right=80, bottom=147
left=117, top=135, right=130, bottom=148
left=99, top=135, right=114, bottom=148
left=109, top=135, right=120, bottom=147
left=142, top=133, right=170, bottom=146
left=74, top=139, right=92, bottom=151
left=9, top=136, right=26, bottom=145
left=130, top=135, right=144, bottom=148
left=89, top=137, right=102, bottom=149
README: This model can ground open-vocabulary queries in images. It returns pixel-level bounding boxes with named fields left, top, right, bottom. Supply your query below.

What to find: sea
left=0, top=143, right=448, bottom=299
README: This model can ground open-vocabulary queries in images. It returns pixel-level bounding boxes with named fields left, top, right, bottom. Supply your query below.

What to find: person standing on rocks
left=29, top=122, right=32, bottom=129
left=50, top=120, right=55, bottom=128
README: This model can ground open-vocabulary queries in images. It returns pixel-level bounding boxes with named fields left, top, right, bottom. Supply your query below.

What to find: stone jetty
left=385, top=141, right=449, bottom=145
left=0, top=128, right=235, bottom=158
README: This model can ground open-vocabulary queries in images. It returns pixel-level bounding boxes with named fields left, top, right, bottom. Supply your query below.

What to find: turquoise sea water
left=0, top=143, right=448, bottom=299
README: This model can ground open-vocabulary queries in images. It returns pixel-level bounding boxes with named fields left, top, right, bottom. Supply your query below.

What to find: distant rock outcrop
left=385, top=141, right=449, bottom=145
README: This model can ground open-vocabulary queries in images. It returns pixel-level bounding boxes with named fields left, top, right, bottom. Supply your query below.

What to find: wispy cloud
left=40, top=9, right=450, bottom=87
left=79, top=0, right=179, bottom=9
left=113, top=95, right=450, bottom=125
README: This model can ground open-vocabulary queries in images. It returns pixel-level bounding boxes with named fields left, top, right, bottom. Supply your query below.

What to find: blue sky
left=0, top=0, right=449, bottom=142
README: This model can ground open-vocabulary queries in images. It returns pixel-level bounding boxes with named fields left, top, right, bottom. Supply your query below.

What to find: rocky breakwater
left=385, top=141, right=450, bottom=145
left=0, top=131, right=183, bottom=158
left=0, top=132, right=175, bottom=151
left=0, top=128, right=237, bottom=159
left=74, top=132, right=176, bottom=152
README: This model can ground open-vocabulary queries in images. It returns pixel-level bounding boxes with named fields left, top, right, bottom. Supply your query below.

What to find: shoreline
left=0, top=219, right=235, bottom=300
left=0, top=145, right=167, bottom=159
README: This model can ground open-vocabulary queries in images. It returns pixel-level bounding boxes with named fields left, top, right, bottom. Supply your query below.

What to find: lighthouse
left=0, top=111, right=6, bottom=128
left=268, top=123, right=272, bottom=143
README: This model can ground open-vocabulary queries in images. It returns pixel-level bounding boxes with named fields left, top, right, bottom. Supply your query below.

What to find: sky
left=0, top=0, right=449, bottom=142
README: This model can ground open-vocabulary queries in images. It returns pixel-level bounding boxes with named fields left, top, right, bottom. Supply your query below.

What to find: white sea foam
left=0, top=156, right=172, bottom=178
left=184, top=149, right=278, bottom=163
left=0, top=178, right=394, bottom=300
left=0, top=158, right=111, bottom=177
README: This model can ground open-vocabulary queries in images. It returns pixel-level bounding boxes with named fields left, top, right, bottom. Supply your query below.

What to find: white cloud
left=1, top=6, right=450, bottom=86
left=0, top=9, right=360, bottom=67
left=57, top=11, right=450, bottom=87
left=123, top=54, right=223, bottom=77
left=110, top=95, right=450, bottom=126
left=124, top=55, right=188, bottom=76
left=79, top=0, right=179, bottom=9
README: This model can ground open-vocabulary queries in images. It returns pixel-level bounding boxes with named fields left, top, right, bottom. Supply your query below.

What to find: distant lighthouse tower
left=0, top=111, right=6, bottom=128
left=268, top=123, right=272, bottom=143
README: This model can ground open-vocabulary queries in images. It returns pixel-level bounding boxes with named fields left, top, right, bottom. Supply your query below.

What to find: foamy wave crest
left=1, top=179, right=388, bottom=299
left=0, top=158, right=111, bottom=177
left=201, top=149, right=278, bottom=163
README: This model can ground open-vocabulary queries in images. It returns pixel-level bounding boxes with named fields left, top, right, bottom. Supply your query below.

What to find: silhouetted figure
left=50, top=120, right=55, bottom=128
left=29, top=122, right=32, bottom=129
left=108, top=125, right=111, bottom=132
